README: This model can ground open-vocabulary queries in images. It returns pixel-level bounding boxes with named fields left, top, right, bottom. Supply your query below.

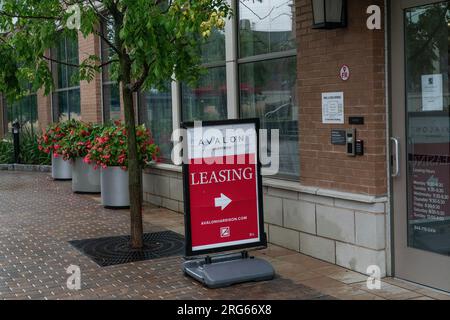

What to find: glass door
left=391, top=0, right=450, bottom=292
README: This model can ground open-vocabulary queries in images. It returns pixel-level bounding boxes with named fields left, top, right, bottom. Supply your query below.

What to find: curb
left=0, top=164, right=51, bottom=173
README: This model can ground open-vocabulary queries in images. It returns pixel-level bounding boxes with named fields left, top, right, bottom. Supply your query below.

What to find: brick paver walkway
left=0, top=171, right=330, bottom=300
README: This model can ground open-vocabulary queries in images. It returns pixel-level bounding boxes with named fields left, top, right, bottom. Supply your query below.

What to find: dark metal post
left=12, top=121, right=20, bottom=164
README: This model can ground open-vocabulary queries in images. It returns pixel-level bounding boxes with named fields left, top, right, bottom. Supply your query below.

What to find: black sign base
left=183, top=252, right=275, bottom=289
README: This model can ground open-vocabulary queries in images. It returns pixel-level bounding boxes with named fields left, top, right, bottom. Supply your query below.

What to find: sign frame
left=322, top=92, right=345, bottom=124
left=181, top=118, right=267, bottom=257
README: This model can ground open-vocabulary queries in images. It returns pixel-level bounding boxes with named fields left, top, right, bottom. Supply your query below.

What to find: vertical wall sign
left=421, top=74, right=444, bottom=111
left=340, top=64, right=350, bottom=81
left=182, top=119, right=266, bottom=257
left=322, top=92, right=345, bottom=124
left=408, top=113, right=449, bottom=252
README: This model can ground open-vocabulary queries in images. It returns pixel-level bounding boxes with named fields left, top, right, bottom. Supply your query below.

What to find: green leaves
left=0, top=138, right=14, bottom=164
left=19, top=126, right=51, bottom=165
left=0, top=127, right=50, bottom=165
left=116, top=0, right=232, bottom=91
left=0, top=0, right=232, bottom=98
left=0, top=0, right=97, bottom=99
left=86, top=121, right=159, bottom=168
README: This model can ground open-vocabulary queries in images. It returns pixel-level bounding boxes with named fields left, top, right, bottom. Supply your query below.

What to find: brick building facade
left=1, top=0, right=450, bottom=292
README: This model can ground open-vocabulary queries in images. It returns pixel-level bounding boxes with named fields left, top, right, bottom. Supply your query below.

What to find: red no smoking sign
left=182, top=119, right=266, bottom=256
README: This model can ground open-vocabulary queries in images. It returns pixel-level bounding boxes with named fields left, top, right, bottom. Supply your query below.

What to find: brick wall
left=78, top=31, right=102, bottom=124
left=297, top=0, right=387, bottom=196
left=36, top=51, right=53, bottom=130
left=37, top=88, right=52, bottom=130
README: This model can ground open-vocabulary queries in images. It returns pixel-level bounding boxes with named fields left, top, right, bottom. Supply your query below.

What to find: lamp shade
left=312, top=0, right=347, bottom=29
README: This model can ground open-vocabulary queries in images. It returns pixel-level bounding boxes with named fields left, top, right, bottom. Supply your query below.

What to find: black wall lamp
left=311, top=0, right=347, bottom=29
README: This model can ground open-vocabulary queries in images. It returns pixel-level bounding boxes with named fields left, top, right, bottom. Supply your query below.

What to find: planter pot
left=101, top=166, right=130, bottom=208
left=72, top=158, right=101, bottom=193
left=52, top=155, right=72, bottom=180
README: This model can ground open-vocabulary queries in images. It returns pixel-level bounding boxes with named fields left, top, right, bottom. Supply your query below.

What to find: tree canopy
left=0, top=0, right=231, bottom=100
left=0, top=0, right=232, bottom=249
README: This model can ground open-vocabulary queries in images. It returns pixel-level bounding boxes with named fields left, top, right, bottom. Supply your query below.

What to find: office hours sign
left=182, top=119, right=266, bottom=256
left=322, top=92, right=345, bottom=124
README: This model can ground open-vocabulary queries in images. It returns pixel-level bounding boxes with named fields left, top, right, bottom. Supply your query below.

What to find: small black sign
left=331, top=130, right=347, bottom=145
left=349, top=117, right=365, bottom=125
left=356, top=140, right=364, bottom=156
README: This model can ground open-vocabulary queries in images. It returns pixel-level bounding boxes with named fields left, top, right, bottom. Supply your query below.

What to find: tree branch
left=131, top=59, right=156, bottom=92
left=0, top=10, right=62, bottom=20
left=42, top=55, right=117, bottom=70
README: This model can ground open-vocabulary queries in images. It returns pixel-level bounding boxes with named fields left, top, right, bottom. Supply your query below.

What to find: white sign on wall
left=422, top=74, right=444, bottom=112
left=322, top=92, right=345, bottom=124
left=340, top=65, right=350, bottom=81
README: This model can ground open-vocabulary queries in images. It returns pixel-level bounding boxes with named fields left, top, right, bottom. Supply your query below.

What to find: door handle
left=391, top=137, right=400, bottom=178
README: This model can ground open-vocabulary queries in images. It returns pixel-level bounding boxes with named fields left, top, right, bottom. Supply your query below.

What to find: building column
left=296, top=0, right=387, bottom=196
left=78, top=31, right=102, bottom=124
left=225, top=0, right=238, bottom=120
left=37, top=89, right=53, bottom=130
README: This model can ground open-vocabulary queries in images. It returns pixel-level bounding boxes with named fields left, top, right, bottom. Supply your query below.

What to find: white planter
left=52, top=155, right=72, bottom=180
left=72, top=158, right=101, bottom=193
left=101, top=166, right=130, bottom=208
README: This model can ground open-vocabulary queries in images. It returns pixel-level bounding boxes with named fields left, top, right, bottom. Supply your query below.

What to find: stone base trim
left=0, top=164, right=51, bottom=173
left=143, top=165, right=389, bottom=277
left=143, top=167, right=184, bottom=213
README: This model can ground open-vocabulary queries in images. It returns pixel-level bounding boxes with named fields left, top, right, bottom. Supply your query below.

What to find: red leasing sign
left=182, top=119, right=266, bottom=256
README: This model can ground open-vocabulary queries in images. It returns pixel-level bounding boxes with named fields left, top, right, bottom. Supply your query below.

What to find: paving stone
left=1, top=171, right=445, bottom=300
left=0, top=171, right=328, bottom=300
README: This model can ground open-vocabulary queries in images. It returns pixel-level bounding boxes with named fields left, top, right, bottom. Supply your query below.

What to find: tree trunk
left=120, top=57, right=144, bottom=249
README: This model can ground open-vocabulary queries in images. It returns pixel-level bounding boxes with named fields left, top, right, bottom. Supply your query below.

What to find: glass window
left=238, top=0, right=298, bottom=179
left=182, top=22, right=227, bottom=121
left=103, top=83, right=121, bottom=121
left=51, top=34, right=81, bottom=122
left=101, top=18, right=121, bottom=122
left=405, top=3, right=450, bottom=255
left=239, top=0, right=296, bottom=58
left=201, top=29, right=226, bottom=64
left=240, top=57, right=299, bottom=178
left=139, top=86, right=173, bottom=161
left=3, top=93, right=38, bottom=134
left=182, top=66, right=227, bottom=121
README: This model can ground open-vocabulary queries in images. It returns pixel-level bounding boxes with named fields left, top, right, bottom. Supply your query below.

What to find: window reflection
left=405, top=3, right=450, bottom=256
left=201, top=29, right=226, bottom=64
left=4, top=94, right=38, bottom=134
left=182, top=67, right=227, bottom=121
left=51, top=34, right=81, bottom=122
left=239, top=0, right=296, bottom=57
left=103, top=83, right=121, bottom=121
left=240, top=57, right=299, bottom=178
left=139, top=86, right=173, bottom=161
left=101, top=18, right=122, bottom=122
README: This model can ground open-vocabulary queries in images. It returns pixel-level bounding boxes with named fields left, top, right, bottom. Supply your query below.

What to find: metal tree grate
left=69, top=231, right=185, bottom=267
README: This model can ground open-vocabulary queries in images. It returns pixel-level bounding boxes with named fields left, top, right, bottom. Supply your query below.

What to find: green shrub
left=19, top=126, right=51, bottom=165
left=0, top=138, right=14, bottom=164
